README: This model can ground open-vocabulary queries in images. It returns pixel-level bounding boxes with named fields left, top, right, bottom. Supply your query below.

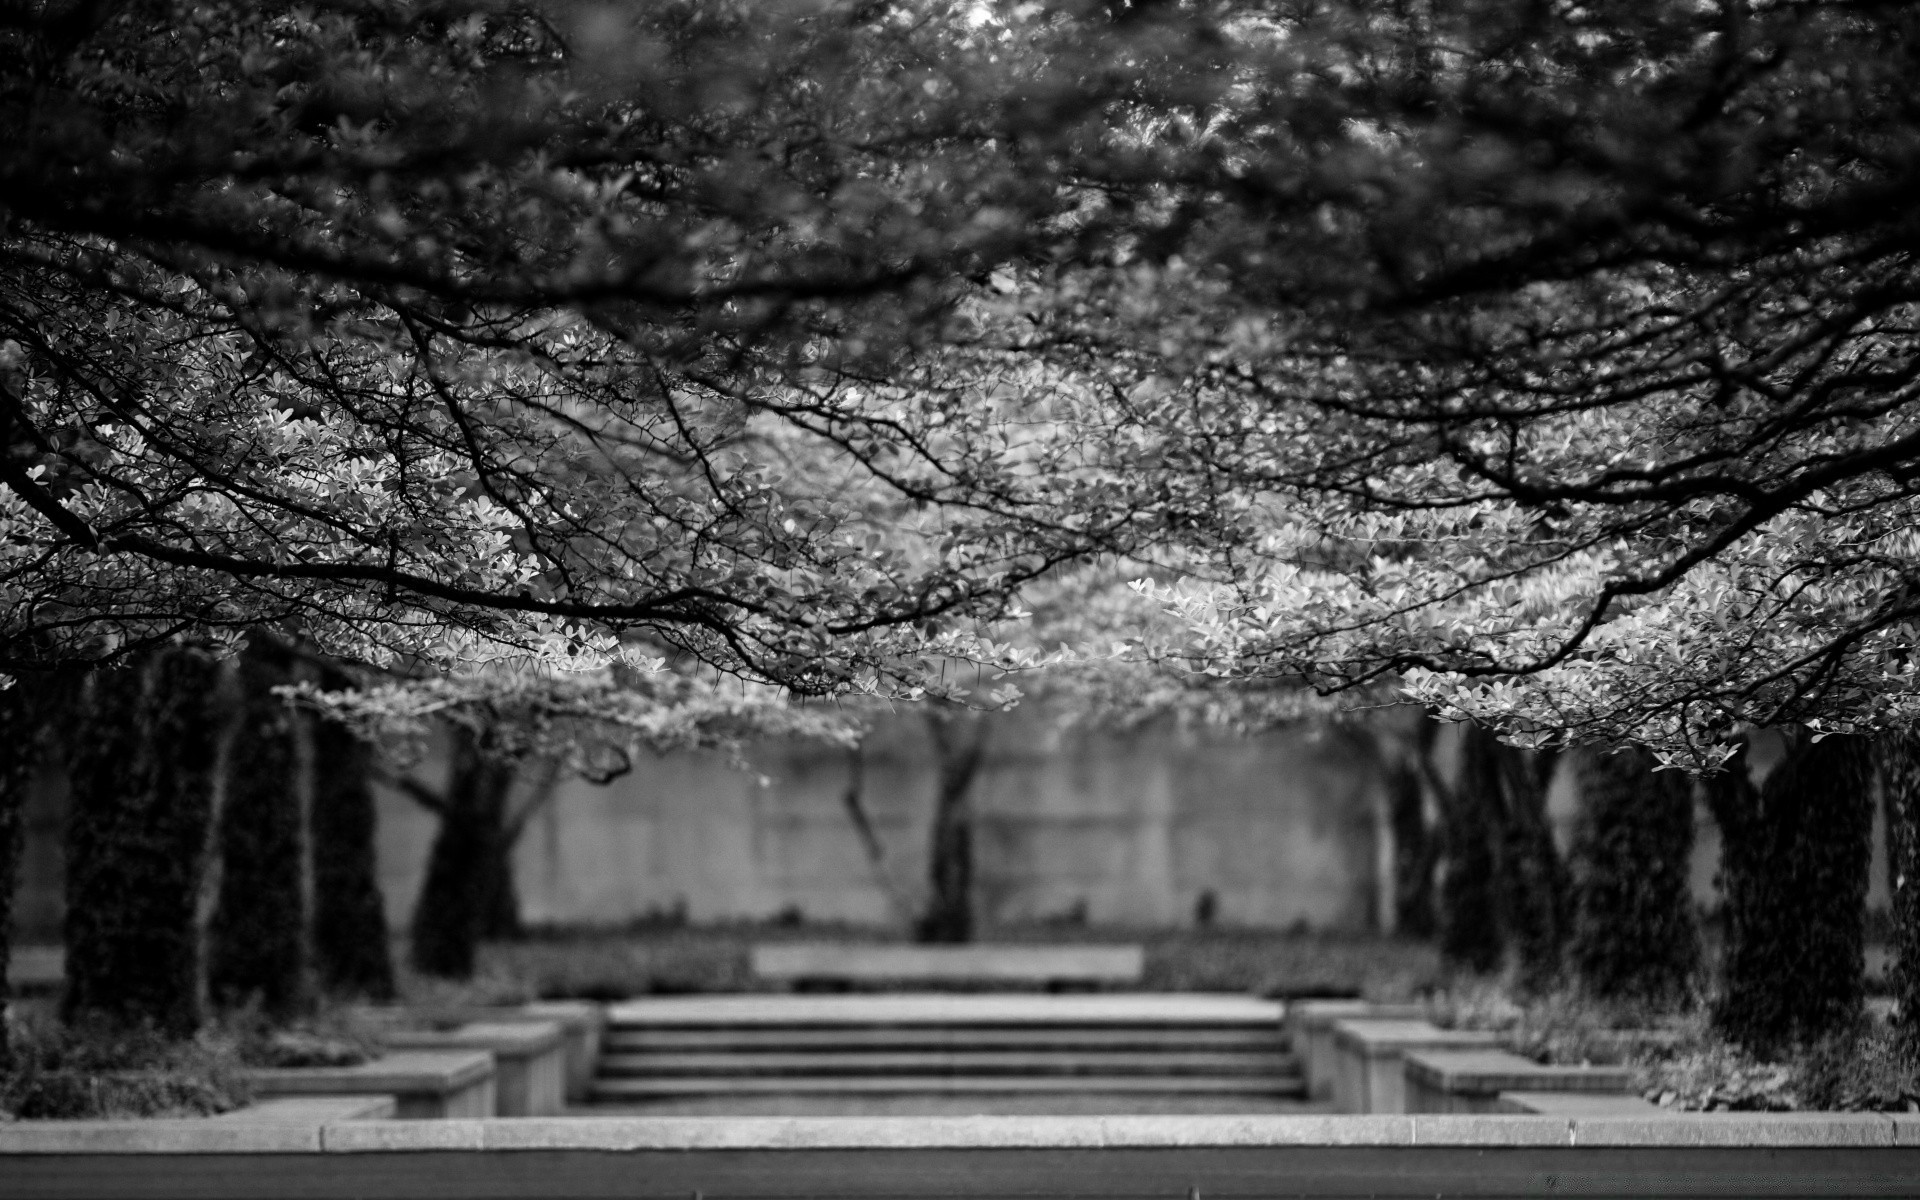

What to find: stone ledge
left=212, top=1095, right=395, bottom=1122
left=749, top=943, right=1146, bottom=984
left=1329, top=1020, right=1501, bottom=1054
left=1285, top=1000, right=1426, bottom=1036
left=1406, top=1048, right=1637, bottom=1094
left=7, top=1113, right=1915, bottom=1155
left=243, top=1050, right=493, bottom=1096
left=1496, top=1091, right=1661, bottom=1115
left=381, top=1021, right=563, bottom=1059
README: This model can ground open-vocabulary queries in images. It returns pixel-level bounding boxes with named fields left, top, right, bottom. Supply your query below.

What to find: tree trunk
left=1387, top=741, right=1439, bottom=939
left=62, top=649, right=222, bottom=1034
left=207, top=639, right=313, bottom=1019
left=311, top=705, right=395, bottom=1001
left=409, top=725, right=518, bottom=979
left=914, top=713, right=988, bottom=945
left=1439, top=723, right=1506, bottom=974
left=1876, top=731, right=1920, bottom=1042
left=1439, top=723, right=1567, bottom=987
left=1709, top=732, right=1872, bottom=1056
left=0, top=677, right=40, bottom=1064
left=1569, top=745, right=1699, bottom=1007
left=1492, top=740, right=1568, bottom=994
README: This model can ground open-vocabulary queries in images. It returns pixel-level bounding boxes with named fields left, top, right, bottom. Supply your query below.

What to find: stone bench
left=749, top=943, right=1145, bottom=988
left=1283, top=1000, right=1425, bottom=1101
left=1329, top=1019, right=1500, bottom=1113
left=1405, top=1048, right=1639, bottom=1114
left=242, top=1049, right=495, bottom=1119
left=391, top=1001, right=604, bottom=1104
left=379, top=1023, right=566, bottom=1116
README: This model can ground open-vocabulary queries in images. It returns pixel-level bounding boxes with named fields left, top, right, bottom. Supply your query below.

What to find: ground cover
left=0, top=1004, right=383, bottom=1120
left=1428, top=976, right=1920, bottom=1113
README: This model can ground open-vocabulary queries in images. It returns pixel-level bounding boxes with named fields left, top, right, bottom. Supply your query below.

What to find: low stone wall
left=4, top=1114, right=1918, bottom=1198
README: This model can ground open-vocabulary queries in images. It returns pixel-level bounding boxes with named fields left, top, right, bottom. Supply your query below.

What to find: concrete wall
left=374, top=711, right=1388, bottom=932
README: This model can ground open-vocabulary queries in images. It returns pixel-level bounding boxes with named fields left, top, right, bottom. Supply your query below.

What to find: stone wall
left=374, top=711, right=1388, bottom=932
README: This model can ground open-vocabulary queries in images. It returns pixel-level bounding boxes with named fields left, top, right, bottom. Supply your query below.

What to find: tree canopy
left=7, top=0, right=1920, bottom=761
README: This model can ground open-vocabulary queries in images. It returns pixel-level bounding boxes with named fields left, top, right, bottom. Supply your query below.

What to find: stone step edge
left=588, top=1075, right=1307, bottom=1096
left=4, top=1113, right=1918, bottom=1154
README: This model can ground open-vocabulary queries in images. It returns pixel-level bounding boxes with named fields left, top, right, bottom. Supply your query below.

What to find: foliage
left=0, top=0, right=1209, bottom=696
left=991, top=1, right=1920, bottom=762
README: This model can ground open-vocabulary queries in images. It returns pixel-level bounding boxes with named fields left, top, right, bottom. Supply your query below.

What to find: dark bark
left=1387, top=729, right=1439, bottom=938
left=1877, top=732, right=1920, bottom=1044
left=207, top=640, right=312, bottom=1019
left=1708, top=732, right=1872, bottom=1056
left=408, top=725, right=518, bottom=979
left=1439, top=723, right=1506, bottom=974
left=1570, top=745, right=1699, bottom=1007
left=1439, top=723, right=1567, bottom=987
left=0, top=677, right=40, bottom=1064
left=1492, top=741, right=1569, bottom=993
left=62, top=649, right=222, bottom=1034
left=310, top=706, right=395, bottom=1001
left=914, top=713, right=988, bottom=946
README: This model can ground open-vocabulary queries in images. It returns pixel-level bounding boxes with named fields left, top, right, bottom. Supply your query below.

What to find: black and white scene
left=4, top=2, right=1920, bottom=1196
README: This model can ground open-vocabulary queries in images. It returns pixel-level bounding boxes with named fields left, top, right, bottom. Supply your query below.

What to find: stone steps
left=599, top=1049, right=1300, bottom=1077
left=603, top=1026, right=1282, bottom=1051
left=592, top=1074, right=1300, bottom=1097
left=589, top=993, right=1303, bottom=1109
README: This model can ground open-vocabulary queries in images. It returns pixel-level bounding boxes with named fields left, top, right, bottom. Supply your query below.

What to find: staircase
left=590, top=994, right=1305, bottom=1113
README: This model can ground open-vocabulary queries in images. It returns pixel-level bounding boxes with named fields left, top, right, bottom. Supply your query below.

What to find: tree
left=0, top=0, right=1209, bottom=689
left=1569, top=746, right=1699, bottom=1008
left=0, top=0, right=1210, bottom=1015
left=206, top=638, right=312, bottom=1018
left=1876, top=732, right=1920, bottom=1044
left=61, top=646, right=224, bottom=1034
left=1706, top=732, right=1872, bottom=1055
left=309, top=664, right=857, bottom=978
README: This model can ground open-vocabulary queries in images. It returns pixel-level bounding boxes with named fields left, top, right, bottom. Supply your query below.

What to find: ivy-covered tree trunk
left=1439, top=723, right=1505, bottom=974
left=62, top=649, right=222, bottom=1034
left=914, top=712, right=987, bottom=945
left=207, top=639, right=313, bottom=1019
left=1439, top=723, right=1567, bottom=987
left=1877, top=731, right=1920, bottom=1042
left=1387, top=742, right=1438, bottom=939
left=0, top=677, right=40, bottom=1064
left=1708, top=732, right=1872, bottom=1056
left=409, top=726, right=519, bottom=979
left=1491, top=740, right=1568, bottom=993
left=1570, top=745, right=1699, bottom=1007
left=311, top=707, right=395, bottom=1001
